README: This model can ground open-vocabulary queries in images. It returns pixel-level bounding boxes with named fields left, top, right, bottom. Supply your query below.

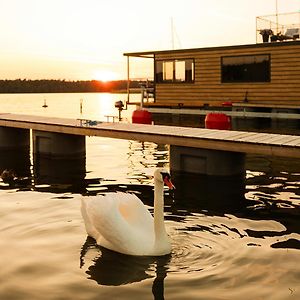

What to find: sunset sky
left=0, top=0, right=299, bottom=81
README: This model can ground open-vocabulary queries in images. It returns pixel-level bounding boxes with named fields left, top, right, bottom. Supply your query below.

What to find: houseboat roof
left=123, top=40, right=300, bottom=58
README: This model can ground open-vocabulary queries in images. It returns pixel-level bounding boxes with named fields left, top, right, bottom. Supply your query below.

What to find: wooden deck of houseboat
left=0, top=113, right=299, bottom=158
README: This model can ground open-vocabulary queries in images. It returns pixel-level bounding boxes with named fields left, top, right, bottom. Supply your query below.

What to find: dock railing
left=127, top=79, right=155, bottom=106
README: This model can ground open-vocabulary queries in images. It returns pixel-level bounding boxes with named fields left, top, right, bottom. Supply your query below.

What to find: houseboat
left=124, top=40, right=300, bottom=112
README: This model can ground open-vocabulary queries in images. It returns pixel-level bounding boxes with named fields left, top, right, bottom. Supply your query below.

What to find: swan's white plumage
left=81, top=169, right=172, bottom=256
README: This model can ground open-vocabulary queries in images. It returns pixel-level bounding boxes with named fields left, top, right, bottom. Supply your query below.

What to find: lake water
left=0, top=93, right=299, bottom=300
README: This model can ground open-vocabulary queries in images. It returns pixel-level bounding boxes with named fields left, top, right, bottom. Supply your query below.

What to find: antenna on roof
left=275, top=0, right=279, bottom=34
left=171, top=17, right=175, bottom=49
left=170, top=17, right=181, bottom=49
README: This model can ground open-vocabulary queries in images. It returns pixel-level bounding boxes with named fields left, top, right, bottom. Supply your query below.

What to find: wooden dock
left=0, top=113, right=299, bottom=158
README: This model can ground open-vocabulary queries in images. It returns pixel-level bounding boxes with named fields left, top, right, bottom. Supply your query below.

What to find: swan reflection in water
left=80, top=237, right=170, bottom=298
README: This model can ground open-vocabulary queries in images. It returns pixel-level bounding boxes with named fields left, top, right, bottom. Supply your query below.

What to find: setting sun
left=93, top=70, right=118, bottom=82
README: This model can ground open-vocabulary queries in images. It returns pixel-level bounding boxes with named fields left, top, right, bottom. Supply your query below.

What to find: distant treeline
left=0, top=79, right=142, bottom=93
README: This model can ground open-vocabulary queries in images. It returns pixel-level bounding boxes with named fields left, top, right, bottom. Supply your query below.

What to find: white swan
left=81, top=168, right=174, bottom=256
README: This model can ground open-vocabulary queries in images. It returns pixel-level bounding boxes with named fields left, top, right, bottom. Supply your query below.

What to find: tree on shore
left=0, top=79, right=141, bottom=93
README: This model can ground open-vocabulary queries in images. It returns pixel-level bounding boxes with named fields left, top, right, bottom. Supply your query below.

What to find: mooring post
left=0, top=127, right=31, bottom=177
left=0, top=127, right=30, bottom=151
left=169, top=145, right=246, bottom=208
left=169, top=145, right=245, bottom=176
left=32, top=130, right=86, bottom=183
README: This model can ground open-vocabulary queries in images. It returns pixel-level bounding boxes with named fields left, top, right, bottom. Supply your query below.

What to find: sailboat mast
left=171, top=17, right=175, bottom=49
left=275, top=0, right=279, bottom=34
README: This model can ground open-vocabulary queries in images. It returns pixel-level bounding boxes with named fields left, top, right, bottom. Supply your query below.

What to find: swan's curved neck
left=154, top=178, right=167, bottom=241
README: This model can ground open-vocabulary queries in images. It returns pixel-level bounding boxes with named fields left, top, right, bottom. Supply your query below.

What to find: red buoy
left=222, top=101, right=232, bottom=107
left=132, top=109, right=152, bottom=124
left=205, top=113, right=231, bottom=130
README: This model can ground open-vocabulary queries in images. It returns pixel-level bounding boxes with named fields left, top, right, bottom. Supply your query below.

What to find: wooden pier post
left=0, top=127, right=31, bottom=177
left=32, top=130, right=86, bottom=183
left=0, top=127, right=30, bottom=151
left=169, top=145, right=246, bottom=208
left=32, top=130, right=85, bottom=158
left=169, top=145, right=245, bottom=176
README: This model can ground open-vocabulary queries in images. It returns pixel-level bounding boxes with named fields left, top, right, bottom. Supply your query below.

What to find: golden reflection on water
left=0, top=93, right=299, bottom=300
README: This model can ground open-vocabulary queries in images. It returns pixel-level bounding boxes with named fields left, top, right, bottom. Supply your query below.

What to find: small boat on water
left=42, top=99, right=48, bottom=108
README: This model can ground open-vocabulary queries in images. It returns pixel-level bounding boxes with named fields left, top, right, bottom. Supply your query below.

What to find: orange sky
left=0, top=0, right=299, bottom=81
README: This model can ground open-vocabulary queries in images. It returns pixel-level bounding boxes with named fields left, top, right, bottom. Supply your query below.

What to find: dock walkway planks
left=0, top=113, right=299, bottom=158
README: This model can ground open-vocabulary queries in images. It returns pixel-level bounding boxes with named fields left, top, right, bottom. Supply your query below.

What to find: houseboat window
left=175, top=60, right=186, bottom=82
left=155, top=59, right=194, bottom=83
left=221, top=54, right=270, bottom=83
left=164, top=61, right=174, bottom=81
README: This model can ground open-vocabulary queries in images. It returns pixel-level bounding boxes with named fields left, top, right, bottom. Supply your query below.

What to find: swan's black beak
left=163, top=175, right=175, bottom=190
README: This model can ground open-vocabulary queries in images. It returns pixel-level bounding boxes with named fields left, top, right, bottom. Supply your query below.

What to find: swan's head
left=154, top=168, right=175, bottom=190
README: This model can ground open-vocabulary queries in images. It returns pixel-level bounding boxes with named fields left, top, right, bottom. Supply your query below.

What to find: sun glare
left=93, top=70, right=118, bottom=82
